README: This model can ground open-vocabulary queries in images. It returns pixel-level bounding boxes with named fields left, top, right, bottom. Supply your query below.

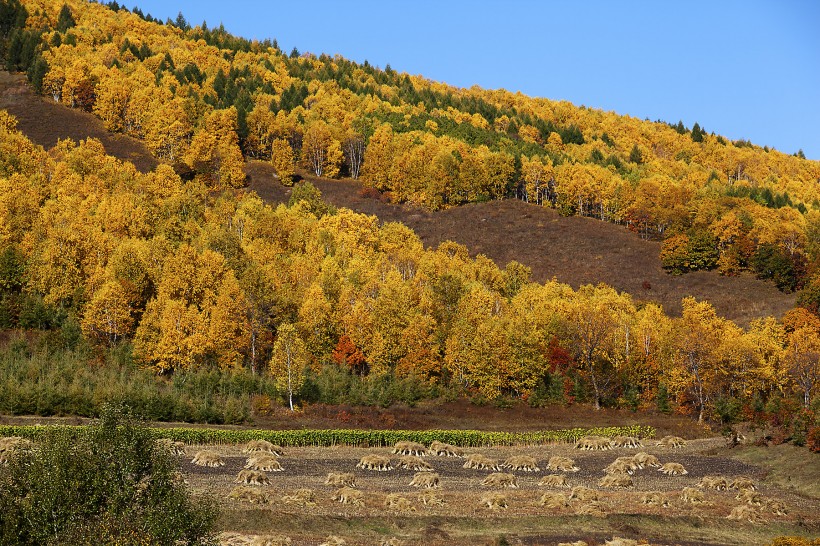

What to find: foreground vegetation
left=0, top=409, right=217, bottom=545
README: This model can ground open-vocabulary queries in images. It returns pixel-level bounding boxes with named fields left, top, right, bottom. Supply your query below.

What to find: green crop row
left=0, top=424, right=654, bottom=448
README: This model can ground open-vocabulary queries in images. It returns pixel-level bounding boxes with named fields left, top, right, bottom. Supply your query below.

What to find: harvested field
left=175, top=437, right=819, bottom=545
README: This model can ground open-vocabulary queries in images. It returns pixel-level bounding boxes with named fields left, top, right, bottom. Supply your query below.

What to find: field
left=172, top=434, right=820, bottom=546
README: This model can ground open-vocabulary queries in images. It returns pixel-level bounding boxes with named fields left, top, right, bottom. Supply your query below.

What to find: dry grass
left=356, top=454, right=392, bottom=471
left=243, top=440, right=284, bottom=456
left=234, top=470, right=270, bottom=486
left=537, top=491, right=569, bottom=508
left=480, top=472, right=518, bottom=488
left=408, top=472, right=439, bottom=488
left=599, top=474, right=634, bottom=488
left=462, top=453, right=502, bottom=471
left=539, top=474, right=569, bottom=488
left=192, top=450, right=224, bottom=468
left=396, top=455, right=433, bottom=471
left=658, top=462, right=688, bottom=476
left=502, top=455, right=540, bottom=472
left=731, top=443, right=820, bottom=498
left=324, top=472, right=355, bottom=487
left=392, top=441, right=427, bottom=456
left=698, top=476, right=729, bottom=490
left=657, top=435, right=687, bottom=448
left=244, top=455, right=283, bottom=472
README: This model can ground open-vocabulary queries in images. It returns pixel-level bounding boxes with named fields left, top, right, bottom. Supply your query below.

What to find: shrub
left=0, top=407, right=217, bottom=545
left=0, top=340, right=281, bottom=423
left=358, top=186, right=382, bottom=200
left=789, top=409, right=812, bottom=447
left=714, top=396, right=743, bottom=424
left=807, top=427, right=820, bottom=453
left=655, top=384, right=672, bottom=414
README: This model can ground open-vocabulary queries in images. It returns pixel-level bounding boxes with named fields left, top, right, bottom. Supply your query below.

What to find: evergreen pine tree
left=56, top=4, right=75, bottom=33
left=629, top=143, right=643, bottom=164
left=691, top=122, right=704, bottom=142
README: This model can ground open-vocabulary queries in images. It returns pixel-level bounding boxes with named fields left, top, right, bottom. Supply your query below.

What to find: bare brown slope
left=247, top=161, right=796, bottom=326
left=0, top=71, right=157, bottom=173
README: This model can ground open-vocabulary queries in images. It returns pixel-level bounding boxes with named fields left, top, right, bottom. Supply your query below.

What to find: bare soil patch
left=246, top=161, right=796, bottom=326
left=0, top=71, right=157, bottom=172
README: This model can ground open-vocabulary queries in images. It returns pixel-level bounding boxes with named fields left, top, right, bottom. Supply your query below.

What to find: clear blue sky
left=130, top=0, right=820, bottom=160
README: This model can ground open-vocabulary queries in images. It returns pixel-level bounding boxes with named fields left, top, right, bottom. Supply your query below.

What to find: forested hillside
left=0, top=0, right=818, bottom=425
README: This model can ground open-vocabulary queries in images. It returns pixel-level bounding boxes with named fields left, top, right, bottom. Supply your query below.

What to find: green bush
left=0, top=407, right=217, bottom=545
left=657, top=384, right=672, bottom=414
left=807, top=427, right=820, bottom=453
left=714, top=396, right=743, bottom=424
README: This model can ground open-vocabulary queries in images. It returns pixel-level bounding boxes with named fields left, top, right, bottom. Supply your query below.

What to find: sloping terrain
left=246, top=162, right=796, bottom=326
left=0, top=71, right=157, bottom=173
left=0, top=70, right=796, bottom=326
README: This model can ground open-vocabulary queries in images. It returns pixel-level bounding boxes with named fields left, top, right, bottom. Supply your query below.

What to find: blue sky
left=130, top=1, right=820, bottom=160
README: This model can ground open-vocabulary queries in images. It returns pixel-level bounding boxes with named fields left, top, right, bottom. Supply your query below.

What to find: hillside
left=0, top=66, right=796, bottom=326
left=2, top=0, right=818, bottom=300
left=0, top=71, right=156, bottom=172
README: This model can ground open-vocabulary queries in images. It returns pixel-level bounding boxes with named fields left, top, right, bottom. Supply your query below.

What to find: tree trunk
left=587, top=357, right=601, bottom=410
left=250, top=328, right=257, bottom=375
left=286, top=346, right=294, bottom=411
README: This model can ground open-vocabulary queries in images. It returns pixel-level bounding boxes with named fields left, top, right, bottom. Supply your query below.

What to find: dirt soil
left=176, top=437, right=819, bottom=546
left=246, top=162, right=796, bottom=327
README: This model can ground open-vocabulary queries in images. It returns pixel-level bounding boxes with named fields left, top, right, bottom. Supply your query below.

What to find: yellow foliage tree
left=270, top=137, right=295, bottom=185
left=184, top=108, right=245, bottom=188
left=667, top=297, right=729, bottom=422
left=81, top=280, right=136, bottom=344
left=270, top=323, right=309, bottom=411
left=785, top=326, right=820, bottom=407
left=300, top=120, right=342, bottom=178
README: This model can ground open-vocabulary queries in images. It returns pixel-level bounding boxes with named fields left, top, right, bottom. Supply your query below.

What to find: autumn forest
left=0, top=0, right=819, bottom=435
